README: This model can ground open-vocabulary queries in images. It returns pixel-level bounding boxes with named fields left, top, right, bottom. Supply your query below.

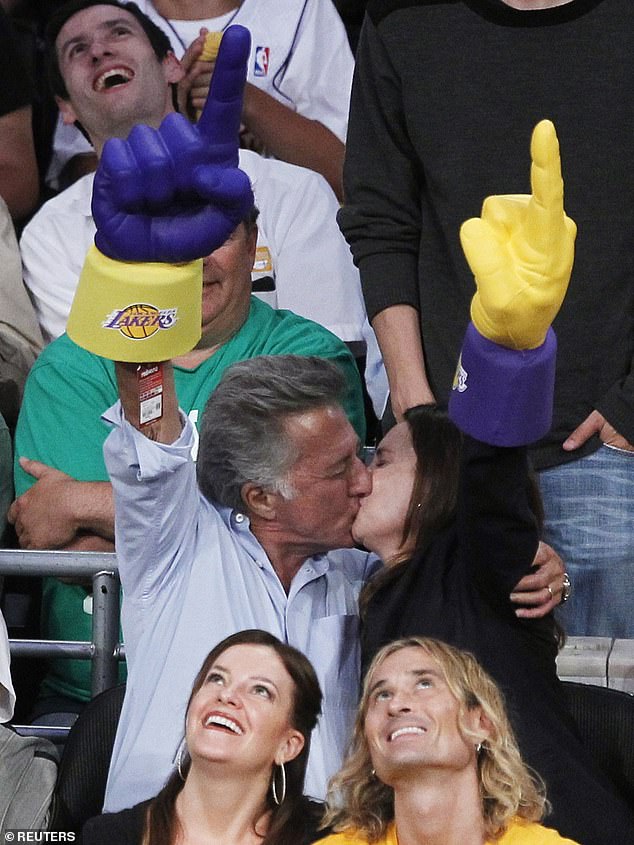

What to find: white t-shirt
left=138, top=0, right=354, bottom=143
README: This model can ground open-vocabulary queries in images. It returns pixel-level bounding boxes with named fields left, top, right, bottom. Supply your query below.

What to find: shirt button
left=235, top=513, right=245, bottom=523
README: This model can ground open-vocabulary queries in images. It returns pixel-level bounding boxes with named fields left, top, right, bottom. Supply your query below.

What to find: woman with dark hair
left=342, top=122, right=634, bottom=843
left=80, top=629, right=323, bottom=845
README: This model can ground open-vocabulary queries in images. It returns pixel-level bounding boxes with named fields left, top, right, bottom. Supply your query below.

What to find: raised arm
left=59, top=28, right=254, bottom=598
left=114, top=360, right=181, bottom=444
left=451, top=119, right=576, bottom=443
left=67, top=26, right=254, bottom=446
left=449, top=120, right=576, bottom=606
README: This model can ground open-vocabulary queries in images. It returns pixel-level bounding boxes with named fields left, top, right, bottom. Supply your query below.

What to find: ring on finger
left=546, top=584, right=554, bottom=600
left=561, top=572, right=572, bottom=604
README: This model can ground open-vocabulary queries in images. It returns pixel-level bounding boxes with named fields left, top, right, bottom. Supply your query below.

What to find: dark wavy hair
left=360, top=404, right=462, bottom=612
left=144, top=629, right=322, bottom=845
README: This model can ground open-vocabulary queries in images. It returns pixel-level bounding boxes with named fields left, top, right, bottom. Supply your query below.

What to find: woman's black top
left=79, top=798, right=327, bottom=844
left=362, top=437, right=634, bottom=844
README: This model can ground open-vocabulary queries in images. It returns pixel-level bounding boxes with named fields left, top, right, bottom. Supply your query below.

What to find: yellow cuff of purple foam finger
left=67, top=245, right=202, bottom=362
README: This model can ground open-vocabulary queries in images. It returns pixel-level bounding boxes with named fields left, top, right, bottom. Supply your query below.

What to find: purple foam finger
left=94, top=214, right=151, bottom=262
left=93, top=141, right=154, bottom=261
left=89, top=24, right=252, bottom=265
left=159, top=113, right=207, bottom=194
left=96, top=137, right=145, bottom=215
left=197, top=25, right=251, bottom=167
left=146, top=207, right=231, bottom=262
left=193, top=165, right=253, bottom=213
left=127, top=124, right=176, bottom=208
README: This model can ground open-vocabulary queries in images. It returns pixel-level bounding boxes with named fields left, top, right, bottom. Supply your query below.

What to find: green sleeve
left=13, top=338, right=124, bottom=702
left=259, top=305, right=367, bottom=442
left=327, top=346, right=366, bottom=444
left=14, top=338, right=118, bottom=495
left=0, top=413, right=12, bottom=542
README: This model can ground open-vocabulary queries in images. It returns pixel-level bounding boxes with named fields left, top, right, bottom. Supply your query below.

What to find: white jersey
left=139, top=0, right=354, bottom=143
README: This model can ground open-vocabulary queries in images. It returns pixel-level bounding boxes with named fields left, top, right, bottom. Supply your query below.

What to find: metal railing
left=0, top=549, right=123, bottom=737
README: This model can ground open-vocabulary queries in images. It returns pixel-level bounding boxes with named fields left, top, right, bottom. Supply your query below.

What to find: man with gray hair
left=105, top=351, right=559, bottom=811
left=105, top=354, right=375, bottom=809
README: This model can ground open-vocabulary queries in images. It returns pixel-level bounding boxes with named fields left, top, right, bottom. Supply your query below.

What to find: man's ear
left=241, top=482, right=278, bottom=520
left=56, top=95, right=78, bottom=126
left=246, top=224, right=258, bottom=265
left=468, top=707, right=493, bottom=745
left=163, top=51, right=185, bottom=84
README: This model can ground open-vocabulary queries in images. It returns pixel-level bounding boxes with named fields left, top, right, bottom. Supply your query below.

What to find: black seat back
left=48, top=684, right=125, bottom=833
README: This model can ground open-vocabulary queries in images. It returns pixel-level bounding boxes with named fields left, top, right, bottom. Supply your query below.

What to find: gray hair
left=197, top=355, right=347, bottom=510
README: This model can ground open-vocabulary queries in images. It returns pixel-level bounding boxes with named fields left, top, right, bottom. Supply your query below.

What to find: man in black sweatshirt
left=340, top=0, right=634, bottom=639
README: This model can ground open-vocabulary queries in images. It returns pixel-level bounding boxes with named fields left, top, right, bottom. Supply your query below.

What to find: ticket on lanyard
left=137, top=363, right=163, bottom=426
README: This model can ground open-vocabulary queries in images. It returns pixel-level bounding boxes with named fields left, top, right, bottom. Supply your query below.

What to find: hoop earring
left=176, top=740, right=188, bottom=782
left=476, top=742, right=483, bottom=754
left=272, top=761, right=286, bottom=805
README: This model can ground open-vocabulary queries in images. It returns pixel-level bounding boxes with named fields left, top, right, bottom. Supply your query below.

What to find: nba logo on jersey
left=254, top=46, right=270, bottom=77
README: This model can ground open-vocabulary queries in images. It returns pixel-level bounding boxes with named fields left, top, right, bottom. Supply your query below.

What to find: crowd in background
left=0, top=0, right=632, bottom=841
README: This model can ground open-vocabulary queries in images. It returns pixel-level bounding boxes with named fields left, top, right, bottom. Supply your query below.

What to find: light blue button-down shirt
left=102, top=404, right=379, bottom=812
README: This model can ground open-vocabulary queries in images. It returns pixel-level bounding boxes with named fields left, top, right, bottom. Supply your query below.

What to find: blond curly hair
left=323, top=637, right=547, bottom=842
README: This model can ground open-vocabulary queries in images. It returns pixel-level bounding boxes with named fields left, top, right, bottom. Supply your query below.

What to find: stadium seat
left=48, top=684, right=125, bottom=833
left=562, top=680, right=634, bottom=807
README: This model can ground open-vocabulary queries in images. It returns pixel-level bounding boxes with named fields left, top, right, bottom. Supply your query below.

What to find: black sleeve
left=457, top=436, right=540, bottom=614
left=338, top=13, right=422, bottom=321
left=0, top=8, right=33, bottom=118
left=595, top=355, right=634, bottom=445
left=79, top=802, right=147, bottom=845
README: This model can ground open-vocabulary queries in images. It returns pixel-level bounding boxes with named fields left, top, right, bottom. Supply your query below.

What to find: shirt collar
left=221, top=506, right=330, bottom=583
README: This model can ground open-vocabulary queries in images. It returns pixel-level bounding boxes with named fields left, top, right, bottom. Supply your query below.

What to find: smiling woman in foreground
left=79, top=630, right=322, bottom=845
left=318, top=637, right=579, bottom=845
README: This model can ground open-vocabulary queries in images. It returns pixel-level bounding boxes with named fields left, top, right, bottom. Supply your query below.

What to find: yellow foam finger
left=200, top=31, right=223, bottom=62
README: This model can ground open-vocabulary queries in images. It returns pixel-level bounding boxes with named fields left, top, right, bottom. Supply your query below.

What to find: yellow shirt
left=316, top=818, right=580, bottom=845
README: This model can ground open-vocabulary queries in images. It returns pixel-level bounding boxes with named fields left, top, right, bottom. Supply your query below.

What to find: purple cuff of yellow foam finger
left=448, top=323, right=556, bottom=447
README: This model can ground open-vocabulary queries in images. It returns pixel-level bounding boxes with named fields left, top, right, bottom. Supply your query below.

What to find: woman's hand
left=510, top=541, right=567, bottom=618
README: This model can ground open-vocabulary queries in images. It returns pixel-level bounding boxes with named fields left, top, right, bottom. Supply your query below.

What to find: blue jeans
left=538, top=445, right=634, bottom=637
